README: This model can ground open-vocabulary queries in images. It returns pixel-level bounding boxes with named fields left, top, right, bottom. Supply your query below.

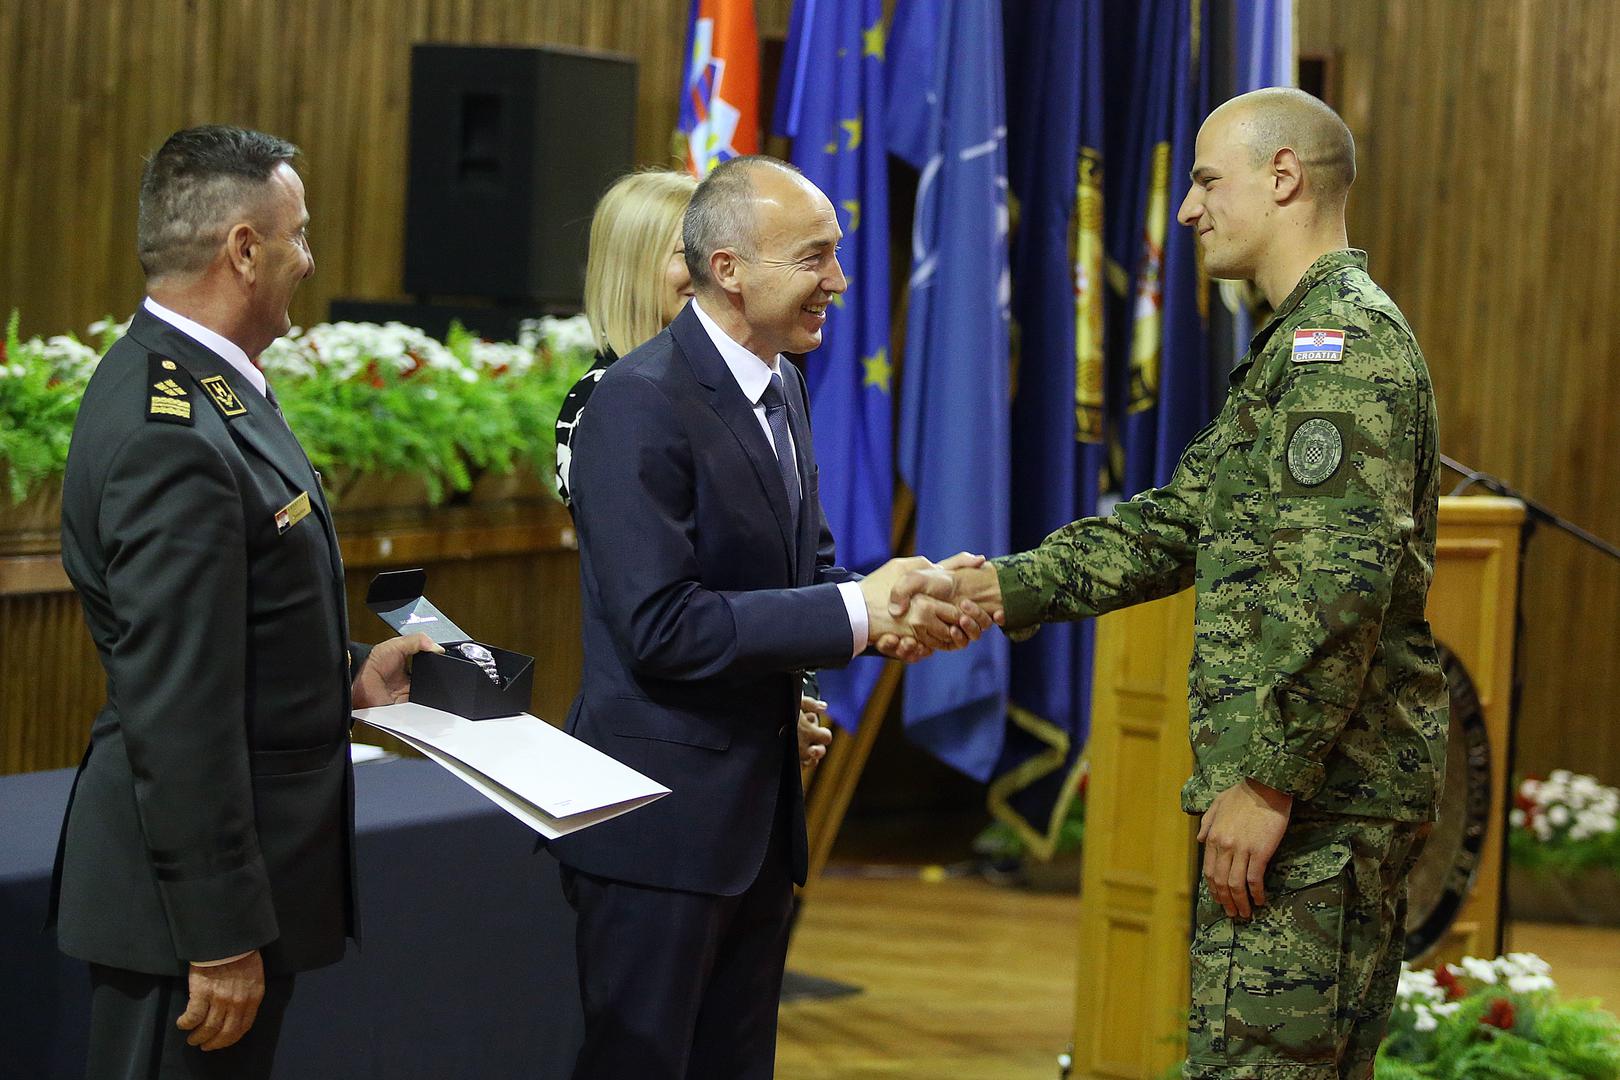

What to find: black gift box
left=365, top=569, right=535, bottom=721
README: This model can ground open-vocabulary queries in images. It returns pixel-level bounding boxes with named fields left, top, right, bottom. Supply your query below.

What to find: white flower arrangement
left=518, top=313, right=596, bottom=355
left=1394, top=953, right=1555, bottom=1032
left=1513, top=770, right=1620, bottom=844
left=262, top=321, right=461, bottom=382
left=1378, top=951, right=1620, bottom=1075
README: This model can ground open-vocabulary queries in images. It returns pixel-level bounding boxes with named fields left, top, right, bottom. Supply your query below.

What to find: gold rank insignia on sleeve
left=146, top=354, right=193, bottom=426
left=199, top=374, right=248, bottom=418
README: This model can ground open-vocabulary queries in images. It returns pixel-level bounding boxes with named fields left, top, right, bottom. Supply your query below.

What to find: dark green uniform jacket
left=52, top=308, right=361, bottom=976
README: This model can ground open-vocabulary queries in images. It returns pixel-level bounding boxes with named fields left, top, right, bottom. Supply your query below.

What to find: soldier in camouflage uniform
left=894, top=89, right=1449, bottom=1077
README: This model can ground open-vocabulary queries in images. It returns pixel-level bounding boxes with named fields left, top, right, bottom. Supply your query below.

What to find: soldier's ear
left=1271, top=147, right=1304, bottom=204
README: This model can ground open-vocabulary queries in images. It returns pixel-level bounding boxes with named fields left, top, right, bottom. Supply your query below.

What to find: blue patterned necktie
left=760, top=372, right=801, bottom=526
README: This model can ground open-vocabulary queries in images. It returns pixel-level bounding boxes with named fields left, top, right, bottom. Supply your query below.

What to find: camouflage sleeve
left=1241, top=317, right=1421, bottom=799
left=991, top=419, right=1218, bottom=633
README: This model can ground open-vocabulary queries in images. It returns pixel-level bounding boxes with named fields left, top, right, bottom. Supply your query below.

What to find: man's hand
left=798, top=696, right=833, bottom=767
left=176, top=949, right=264, bottom=1051
left=1198, top=779, right=1293, bottom=920
left=876, top=555, right=1005, bottom=658
left=858, top=554, right=993, bottom=657
left=351, top=632, right=444, bottom=710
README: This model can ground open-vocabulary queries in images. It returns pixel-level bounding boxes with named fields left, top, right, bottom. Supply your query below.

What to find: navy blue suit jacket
left=549, top=303, right=858, bottom=895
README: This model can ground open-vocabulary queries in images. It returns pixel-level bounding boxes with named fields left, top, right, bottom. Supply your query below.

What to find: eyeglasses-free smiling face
left=728, top=167, right=847, bottom=359
left=1177, top=107, right=1276, bottom=283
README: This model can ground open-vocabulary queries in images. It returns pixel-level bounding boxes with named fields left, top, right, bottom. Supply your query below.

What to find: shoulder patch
left=198, top=374, right=248, bottom=418
left=1292, top=328, right=1344, bottom=363
left=146, top=354, right=193, bottom=426
left=1282, top=412, right=1351, bottom=496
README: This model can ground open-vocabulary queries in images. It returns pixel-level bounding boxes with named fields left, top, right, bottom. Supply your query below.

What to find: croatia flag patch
left=1292, top=328, right=1345, bottom=363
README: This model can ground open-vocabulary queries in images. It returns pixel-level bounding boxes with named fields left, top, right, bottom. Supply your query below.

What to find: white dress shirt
left=690, top=299, right=868, bottom=657
left=143, top=297, right=272, bottom=401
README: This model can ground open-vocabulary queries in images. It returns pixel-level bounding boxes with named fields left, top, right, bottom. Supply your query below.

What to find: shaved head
left=1212, top=87, right=1356, bottom=203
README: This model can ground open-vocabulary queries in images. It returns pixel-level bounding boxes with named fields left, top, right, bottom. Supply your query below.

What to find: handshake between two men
left=854, top=553, right=1005, bottom=661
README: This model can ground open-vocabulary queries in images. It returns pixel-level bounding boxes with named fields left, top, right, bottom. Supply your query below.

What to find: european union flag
left=773, top=0, right=893, bottom=730
left=992, top=0, right=1107, bottom=857
left=887, top=0, right=1012, bottom=781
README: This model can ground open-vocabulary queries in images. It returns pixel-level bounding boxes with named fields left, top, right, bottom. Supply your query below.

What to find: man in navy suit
left=552, top=155, right=986, bottom=1079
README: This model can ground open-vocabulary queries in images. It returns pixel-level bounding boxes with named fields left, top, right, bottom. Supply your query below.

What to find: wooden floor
left=778, top=871, right=1081, bottom=1080
left=777, top=870, right=1620, bottom=1080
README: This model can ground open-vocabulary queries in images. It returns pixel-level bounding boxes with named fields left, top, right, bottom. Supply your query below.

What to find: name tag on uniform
left=275, top=492, right=312, bottom=534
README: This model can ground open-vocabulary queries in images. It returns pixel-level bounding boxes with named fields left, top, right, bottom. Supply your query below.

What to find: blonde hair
left=583, top=170, right=699, bottom=357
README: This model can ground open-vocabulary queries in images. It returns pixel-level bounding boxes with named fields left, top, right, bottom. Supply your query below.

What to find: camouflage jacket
left=995, top=250, right=1449, bottom=822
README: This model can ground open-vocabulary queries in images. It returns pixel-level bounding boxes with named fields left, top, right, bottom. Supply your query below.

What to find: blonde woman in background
left=552, top=168, right=834, bottom=770
left=553, top=169, right=697, bottom=509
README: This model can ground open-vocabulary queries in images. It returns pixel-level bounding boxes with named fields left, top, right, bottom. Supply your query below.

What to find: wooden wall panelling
left=0, top=0, right=693, bottom=339
left=0, top=502, right=584, bottom=776
left=1297, top=0, right=1620, bottom=786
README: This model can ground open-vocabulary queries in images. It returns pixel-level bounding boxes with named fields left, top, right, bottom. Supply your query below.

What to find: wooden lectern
left=1070, top=495, right=1525, bottom=1078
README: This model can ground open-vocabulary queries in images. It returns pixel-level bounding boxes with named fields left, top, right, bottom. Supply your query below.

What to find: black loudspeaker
left=404, top=44, right=637, bottom=304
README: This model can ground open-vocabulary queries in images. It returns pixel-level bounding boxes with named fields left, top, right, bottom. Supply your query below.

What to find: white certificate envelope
left=355, top=702, right=668, bottom=838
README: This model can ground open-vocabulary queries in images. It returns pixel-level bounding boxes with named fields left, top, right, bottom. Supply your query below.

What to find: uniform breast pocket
left=1208, top=396, right=1272, bottom=533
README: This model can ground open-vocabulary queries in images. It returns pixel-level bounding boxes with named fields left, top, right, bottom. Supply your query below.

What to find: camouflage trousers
left=1184, top=813, right=1427, bottom=1079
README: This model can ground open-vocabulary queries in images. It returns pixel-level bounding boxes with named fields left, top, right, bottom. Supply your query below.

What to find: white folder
left=354, top=702, right=669, bottom=838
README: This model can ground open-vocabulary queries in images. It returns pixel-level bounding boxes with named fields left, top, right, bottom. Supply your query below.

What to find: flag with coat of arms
left=680, top=0, right=760, bottom=176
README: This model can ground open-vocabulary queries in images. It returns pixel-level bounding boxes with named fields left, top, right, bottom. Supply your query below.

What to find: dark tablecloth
left=0, top=757, right=582, bottom=1079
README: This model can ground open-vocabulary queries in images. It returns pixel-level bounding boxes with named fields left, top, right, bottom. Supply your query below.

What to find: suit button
left=777, top=725, right=788, bottom=738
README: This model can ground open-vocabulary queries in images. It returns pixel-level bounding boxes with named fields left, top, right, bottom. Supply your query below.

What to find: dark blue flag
left=1226, top=0, right=1294, bottom=357
left=887, top=0, right=1012, bottom=781
left=1113, top=0, right=1213, bottom=495
left=773, top=0, right=893, bottom=730
left=991, top=0, right=1107, bottom=856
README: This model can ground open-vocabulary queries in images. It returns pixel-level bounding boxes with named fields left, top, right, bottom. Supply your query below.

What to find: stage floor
left=779, top=869, right=1620, bottom=1080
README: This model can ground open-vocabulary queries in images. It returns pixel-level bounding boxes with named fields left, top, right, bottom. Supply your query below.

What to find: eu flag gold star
left=840, top=117, right=863, bottom=152
left=840, top=199, right=861, bottom=233
left=863, top=348, right=892, bottom=394
left=863, top=21, right=886, bottom=61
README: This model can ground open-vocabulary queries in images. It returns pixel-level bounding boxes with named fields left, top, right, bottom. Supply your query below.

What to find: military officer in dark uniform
left=52, top=125, right=439, bottom=1079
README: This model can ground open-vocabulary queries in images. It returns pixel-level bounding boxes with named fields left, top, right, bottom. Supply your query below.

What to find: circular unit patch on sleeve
left=1286, top=416, right=1344, bottom=487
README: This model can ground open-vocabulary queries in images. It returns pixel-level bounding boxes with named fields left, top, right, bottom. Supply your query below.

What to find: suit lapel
left=670, top=308, right=798, bottom=572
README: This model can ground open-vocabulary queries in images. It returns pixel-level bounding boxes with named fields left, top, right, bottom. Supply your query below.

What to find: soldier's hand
left=176, top=949, right=264, bottom=1051
left=1198, top=779, right=1293, bottom=920
left=861, top=555, right=990, bottom=654
left=876, top=553, right=1002, bottom=657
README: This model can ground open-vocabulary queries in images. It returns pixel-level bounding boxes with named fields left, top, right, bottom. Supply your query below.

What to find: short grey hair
left=682, top=155, right=802, bottom=290
left=137, top=125, right=300, bottom=281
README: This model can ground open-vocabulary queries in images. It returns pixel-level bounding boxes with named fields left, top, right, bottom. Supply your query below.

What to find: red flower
left=1482, top=998, right=1516, bottom=1030
left=363, top=359, right=385, bottom=389
left=1435, top=966, right=1466, bottom=1001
